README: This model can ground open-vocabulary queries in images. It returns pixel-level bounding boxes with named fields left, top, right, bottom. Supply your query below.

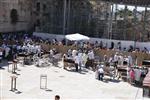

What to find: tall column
left=66, top=0, right=71, bottom=34
left=63, top=0, right=67, bottom=35
left=123, top=5, right=128, bottom=40
left=109, top=3, right=114, bottom=39
left=114, top=4, right=118, bottom=39
left=50, top=0, right=54, bottom=33
left=103, top=2, right=110, bottom=39
left=133, top=6, right=137, bottom=49
left=143, top=6, right=148, bottom=41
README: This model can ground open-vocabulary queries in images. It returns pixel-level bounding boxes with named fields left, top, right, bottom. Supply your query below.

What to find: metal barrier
left=10, top=76, right=17, bottom=92
left=40, top=74, right=47, bottom=89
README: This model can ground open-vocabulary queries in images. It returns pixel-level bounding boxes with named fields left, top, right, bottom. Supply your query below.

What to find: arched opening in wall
left=10, top=9, right=18, bottom=24
left=43, top=4, right=47, bottom=11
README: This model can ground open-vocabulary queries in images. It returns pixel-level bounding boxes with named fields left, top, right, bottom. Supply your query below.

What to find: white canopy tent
left=65, top=33, right=90, bottom=41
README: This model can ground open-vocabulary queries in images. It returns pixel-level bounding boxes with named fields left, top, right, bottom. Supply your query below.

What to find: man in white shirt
left=114, top=52, right=119, bottom=68
left=134, top=68, right=141, bottom=85
left=49, top=49, right=54, bottom=57
left=5, top=46, right=10, bottom=58
left=98, top=65, right=104, bottom=81
left=74, top=53, right=79, bottom=72
left=114, top=52, right=119, bottom=63
left=78, top=51, right=83, bottom=70
left=88, top=50, right=94, bottom=60
left=72, top=49, right=77, bottom=59
left=128, top=55, right=133, bottom=67
left=118, top=54, right=124, bottom=66
left=37, top=45, right=41, bottom=57
left=82, top=52, right=88, bottom=67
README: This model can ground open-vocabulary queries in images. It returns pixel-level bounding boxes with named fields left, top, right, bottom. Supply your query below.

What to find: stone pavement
left=0, top=61, right=145, bottom=100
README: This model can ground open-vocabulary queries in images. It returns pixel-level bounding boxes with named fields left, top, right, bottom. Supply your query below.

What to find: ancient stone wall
left=34, top=0, right=111, bottom=38
left=0, top=0, right=34, bottom=33
left=0, top=0, right=111, bottom=38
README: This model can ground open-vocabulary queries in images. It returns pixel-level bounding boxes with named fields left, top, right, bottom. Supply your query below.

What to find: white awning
left=65, top=33, right=90, bottom=41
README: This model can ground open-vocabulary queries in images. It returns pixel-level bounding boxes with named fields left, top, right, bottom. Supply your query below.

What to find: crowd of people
left=0, top=33, right=42, bottom=62
left=0, top=33, right=149, bottom=86
left=128, top=67, right=148, bottom=86
left=63, top=49, right=94, bottom=71
left=0, top=33, right=149, bottom=58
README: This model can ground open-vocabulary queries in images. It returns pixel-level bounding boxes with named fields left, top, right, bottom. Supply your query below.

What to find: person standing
left=128, top=55, right=133, bottom=67
left=129, top=68, right=135, bottom=84
left=72, top=49, right=77, bottom=59
left=98, top=65, right=104, bottom=81
left=74, top=53, right=79, bottom=72
left=118, top=53, right=124, bottom=66
left=78, top=50, right=83, bottom=70
left=0, top=49, right=3, bottom=63
left=5, top=46, right=10, bottom=59
left=114, top=52, right=119, bottom=68
left=134, top=68, right=142, bottom=86
left=82, top=51, right=88, bottom=68
left=88, top=50, right=95, bottom=69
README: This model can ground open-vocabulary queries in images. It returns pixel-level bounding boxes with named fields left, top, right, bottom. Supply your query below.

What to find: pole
left=103, top=2, right=109, bottom=38
left=14, top=78, right=17, bottom=90
left=63, top=0, right=67, bottom=36
left=109, top=3, right=114, bottom=39
left=10, top=77, right=13, bottom=91
left=143, top=6, right=147, bottom=42
left=133, top=6, right=137, bottom=49
left=114, top=4, right=118, bottom=39
left=123, top=5, right=127, bottom=40
left=67, top=0, right=71, bottom=33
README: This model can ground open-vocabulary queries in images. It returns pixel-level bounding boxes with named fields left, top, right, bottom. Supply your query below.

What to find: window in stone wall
left=36, top=19, right=41, bottom=26
left=36, top=2, right=40, bottom=11
left=30, top=12, right=32, bottom=16
left=43, top=4, right=47, bottom=11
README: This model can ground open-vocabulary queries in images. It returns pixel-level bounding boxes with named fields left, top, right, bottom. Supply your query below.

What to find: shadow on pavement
left=45, top=89, right=53, bottom=92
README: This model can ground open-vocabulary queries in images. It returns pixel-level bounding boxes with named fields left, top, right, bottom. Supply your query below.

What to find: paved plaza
left=0, top=60, right=145, bottom=100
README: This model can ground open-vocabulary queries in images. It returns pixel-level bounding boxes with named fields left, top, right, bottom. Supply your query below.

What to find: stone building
left=0, top=0, right=34, bottom=33
left=33, top=0, right=111, bottom=38
left=0, top=0, right=111, bottom=38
